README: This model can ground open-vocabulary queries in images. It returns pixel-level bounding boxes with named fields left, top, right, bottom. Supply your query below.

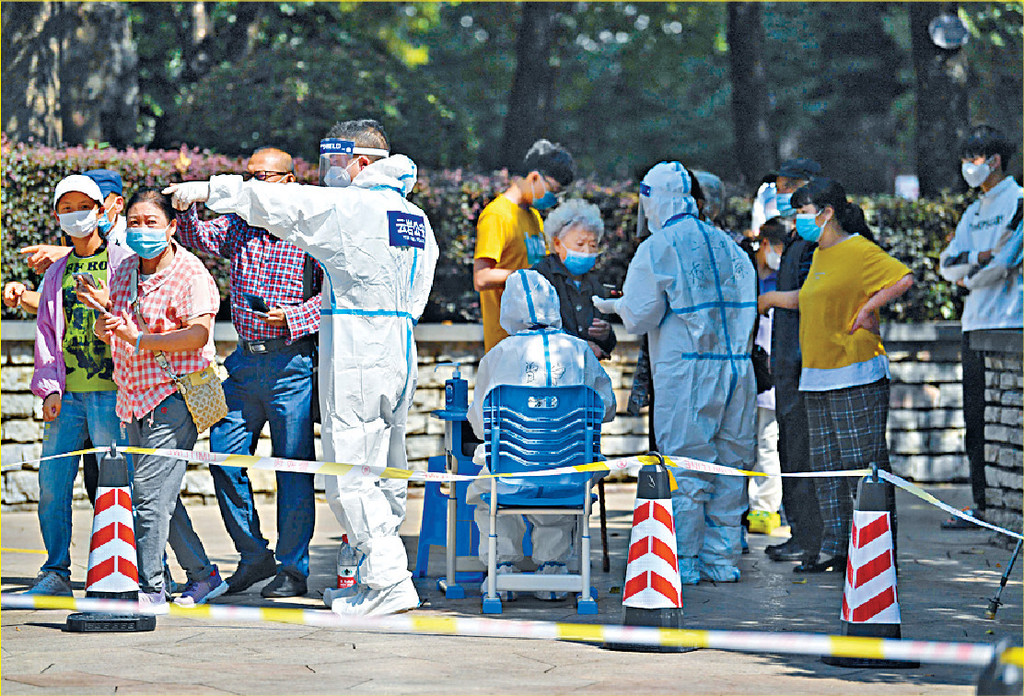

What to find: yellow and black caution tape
left=2, top=593, right=1018, bottom=668
left=9, top=446, right=1022, bottom=540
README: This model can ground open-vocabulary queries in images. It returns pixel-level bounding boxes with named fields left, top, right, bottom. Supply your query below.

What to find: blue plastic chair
left=480, top=384, right=603, bottom=615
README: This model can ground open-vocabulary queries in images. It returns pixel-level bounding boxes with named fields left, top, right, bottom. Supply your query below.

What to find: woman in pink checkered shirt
left=95, top=188, right=227, bottom=611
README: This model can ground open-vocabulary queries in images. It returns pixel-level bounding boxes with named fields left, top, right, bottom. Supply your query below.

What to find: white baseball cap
left=52, top=174, right=104, bottom=209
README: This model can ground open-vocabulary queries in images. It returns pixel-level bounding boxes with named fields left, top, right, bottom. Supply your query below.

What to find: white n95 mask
left=961, top=159, right=992, bottom=188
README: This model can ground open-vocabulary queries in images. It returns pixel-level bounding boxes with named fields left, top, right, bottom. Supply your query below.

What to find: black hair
left=760, top=171, right=778, bottom=187
left=959, top=124, right=1016, bottom=172
left=325, top=119, right=390, bottom=154
left=125, top=187, right=176, bottom=223
left=791, top=177, right=875, bottom=243
left=518, top=139, right=576, bottom=187
left=758, top=217, right=789, bottom=244
left=688, top=169, right=705, bottom=203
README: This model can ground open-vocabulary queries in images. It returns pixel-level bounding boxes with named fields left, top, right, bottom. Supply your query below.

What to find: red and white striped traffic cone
left=606, top=454, right=693, bottom=653
left=66, top=445, right=155, bottom=633
left=822, top=468, right=916, bottom=668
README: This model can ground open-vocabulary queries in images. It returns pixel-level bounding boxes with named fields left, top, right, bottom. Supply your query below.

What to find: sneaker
left=481, top=562, right=519, bottom=601
left=226, top=554, right=277, bottom=594
left=747, top=510, right=781, bottom=535
left=534, top=562, right=569, bottom=601
left=24, top=571, right=72, bottom=597
left=174, top=566, right=229, bottom=607
left=138, top=591, right=170, bottom=615
left=328, top=578, right=419, bottom=616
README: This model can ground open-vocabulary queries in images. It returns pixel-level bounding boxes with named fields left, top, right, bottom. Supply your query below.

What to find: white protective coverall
left=615, top=162, right=757, bottom=584
left=204, top=155, right=438, bottom=614
left=467, top=270, right=616, bottom=571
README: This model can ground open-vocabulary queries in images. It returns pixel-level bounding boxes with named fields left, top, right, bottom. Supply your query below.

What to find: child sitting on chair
left=467, top=269, right=616, bottom=600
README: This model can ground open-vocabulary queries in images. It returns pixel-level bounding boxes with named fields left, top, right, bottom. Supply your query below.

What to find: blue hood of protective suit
left=352, top=155, right=418, bottom=198
left=499, top=269, right=563, bottom=334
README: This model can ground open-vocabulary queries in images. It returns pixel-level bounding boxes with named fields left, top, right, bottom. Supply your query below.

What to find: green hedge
left=2, top=138, right=968, bottom=323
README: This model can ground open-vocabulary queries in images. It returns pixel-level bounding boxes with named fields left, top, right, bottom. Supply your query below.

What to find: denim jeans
left=126, top=393, right=215, bottom=593
left=38, top=390, right=127, bottom=579
left=210, top=342, right=316, bottom=577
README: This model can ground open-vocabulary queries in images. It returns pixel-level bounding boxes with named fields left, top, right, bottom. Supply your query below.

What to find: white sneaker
left=138, top=591, right=170, bottom=615
left=328, top=578, right=419, bottom=616
left=480, top=562, right=519, bottom=601
left=534, top=562, right=569, bottom=601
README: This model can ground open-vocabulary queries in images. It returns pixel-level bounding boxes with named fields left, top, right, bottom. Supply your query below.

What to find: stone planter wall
left=971, top=329, right=1023, bottom=538
left=2, top=321, right=970, bottom=509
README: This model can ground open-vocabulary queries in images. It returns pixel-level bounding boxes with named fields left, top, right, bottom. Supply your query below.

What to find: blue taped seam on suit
left=696, top=222, right=740, bottom=408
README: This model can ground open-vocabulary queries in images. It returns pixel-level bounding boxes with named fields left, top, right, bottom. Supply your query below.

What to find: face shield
left=636, top=162, right=698, bottom=238
left=636, top=183, right=652, bottom=239
left=319, top=138, right=390, bottom=187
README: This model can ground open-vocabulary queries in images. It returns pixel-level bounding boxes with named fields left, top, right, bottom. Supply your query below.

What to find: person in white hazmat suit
left=594, top=162, right=757, bottom=584
left=467, top=269, right=616, bottom=600
left=165, top=120, right=438, bottom=615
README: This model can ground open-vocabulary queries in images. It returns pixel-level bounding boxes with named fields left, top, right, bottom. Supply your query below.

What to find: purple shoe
left=174, top=566, right=228, bottom=607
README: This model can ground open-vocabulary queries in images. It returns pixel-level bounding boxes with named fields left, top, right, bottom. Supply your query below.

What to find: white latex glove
left=592, top=295, right=621, bottom=314
left=162, top=181, right=211, bottom=211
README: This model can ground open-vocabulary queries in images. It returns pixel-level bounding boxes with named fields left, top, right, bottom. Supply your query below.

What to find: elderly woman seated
left=532, top=199, right=617, bottom=359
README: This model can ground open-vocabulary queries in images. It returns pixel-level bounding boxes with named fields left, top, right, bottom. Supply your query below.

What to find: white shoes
left=328, top=578, right=419, bottom=616
left=138, top=591, right=170, bottom=615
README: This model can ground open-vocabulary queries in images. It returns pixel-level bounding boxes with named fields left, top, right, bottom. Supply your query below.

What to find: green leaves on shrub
left=2, top=138, right=968, bottom=324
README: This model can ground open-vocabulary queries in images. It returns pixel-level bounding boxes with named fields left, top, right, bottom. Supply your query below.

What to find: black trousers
left=82, top=438, right=99, bottom=506
left=776, top=393, right=823, bottom=555
left=961, top=332, right=988, bottom=510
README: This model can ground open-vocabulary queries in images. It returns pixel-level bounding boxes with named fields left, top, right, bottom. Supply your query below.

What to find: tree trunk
left=497, top=3, right=562, bottom=170
left=1, top=2, right=67, bottom=146
left=59, top=2, right=139, bottom=148
left=727, top=3, right=773, bottom=187
left=910, top=3, right=970, bottom=196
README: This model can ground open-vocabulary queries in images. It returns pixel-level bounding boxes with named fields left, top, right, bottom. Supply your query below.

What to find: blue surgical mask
left=126, top=224, right=171, bottom=259
left=794, top=213, right=823, bottom=243
left=562, top=250, right=598, bottom=276
left=531, top=178, right=558, bottom=211
left=97, top=206, right=113, bottom=236
left=775, top=192, right=794, bottom=217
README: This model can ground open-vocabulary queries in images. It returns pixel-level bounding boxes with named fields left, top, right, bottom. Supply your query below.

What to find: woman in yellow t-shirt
left=758, top=178, right=913, bottom=574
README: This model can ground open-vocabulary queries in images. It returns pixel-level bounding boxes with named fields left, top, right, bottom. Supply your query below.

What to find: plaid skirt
left=804, top=378, right=896, bottom=557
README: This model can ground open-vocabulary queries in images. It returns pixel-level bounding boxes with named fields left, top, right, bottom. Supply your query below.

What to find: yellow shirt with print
left=799, top=234, right=910, bottom=372
left=474, top=194, right=546, bottom=351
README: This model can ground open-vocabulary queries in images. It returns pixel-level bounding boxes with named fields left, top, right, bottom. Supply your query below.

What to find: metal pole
left=985, top=537, right=1022, bottom=620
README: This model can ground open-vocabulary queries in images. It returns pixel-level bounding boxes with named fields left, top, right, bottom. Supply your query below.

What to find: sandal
left=941, top=507, right=980, bottom=530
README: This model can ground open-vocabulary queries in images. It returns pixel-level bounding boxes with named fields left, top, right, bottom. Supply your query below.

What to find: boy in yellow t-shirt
left=473, top=140, right=575, bottom=351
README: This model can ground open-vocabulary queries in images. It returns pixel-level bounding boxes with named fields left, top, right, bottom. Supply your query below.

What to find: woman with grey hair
left=532, top=199, right=617, bottom=358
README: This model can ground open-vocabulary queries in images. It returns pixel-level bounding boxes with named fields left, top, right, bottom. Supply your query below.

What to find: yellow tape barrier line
left=0, top=548, right=47, bottom=555
left=8, top=448, right=1016, bottom=539
left=879, top=470, right=1024, bottom=541
left=1, top=593, right=1012, bottom=668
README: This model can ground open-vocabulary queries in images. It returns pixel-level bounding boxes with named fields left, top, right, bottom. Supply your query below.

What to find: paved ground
left=1, top=481, right=1020, bottom=695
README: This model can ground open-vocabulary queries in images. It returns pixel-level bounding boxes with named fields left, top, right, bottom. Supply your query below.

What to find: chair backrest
left=482, top=384, right=602, bottom=502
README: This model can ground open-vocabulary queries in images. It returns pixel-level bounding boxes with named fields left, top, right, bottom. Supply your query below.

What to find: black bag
left=752, top=344, right=772, bottom=395
left=303, top=255, right=321, bottom=424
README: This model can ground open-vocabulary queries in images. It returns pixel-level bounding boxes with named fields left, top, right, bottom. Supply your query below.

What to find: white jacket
left=939, top=176, right=1023, bottom=332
